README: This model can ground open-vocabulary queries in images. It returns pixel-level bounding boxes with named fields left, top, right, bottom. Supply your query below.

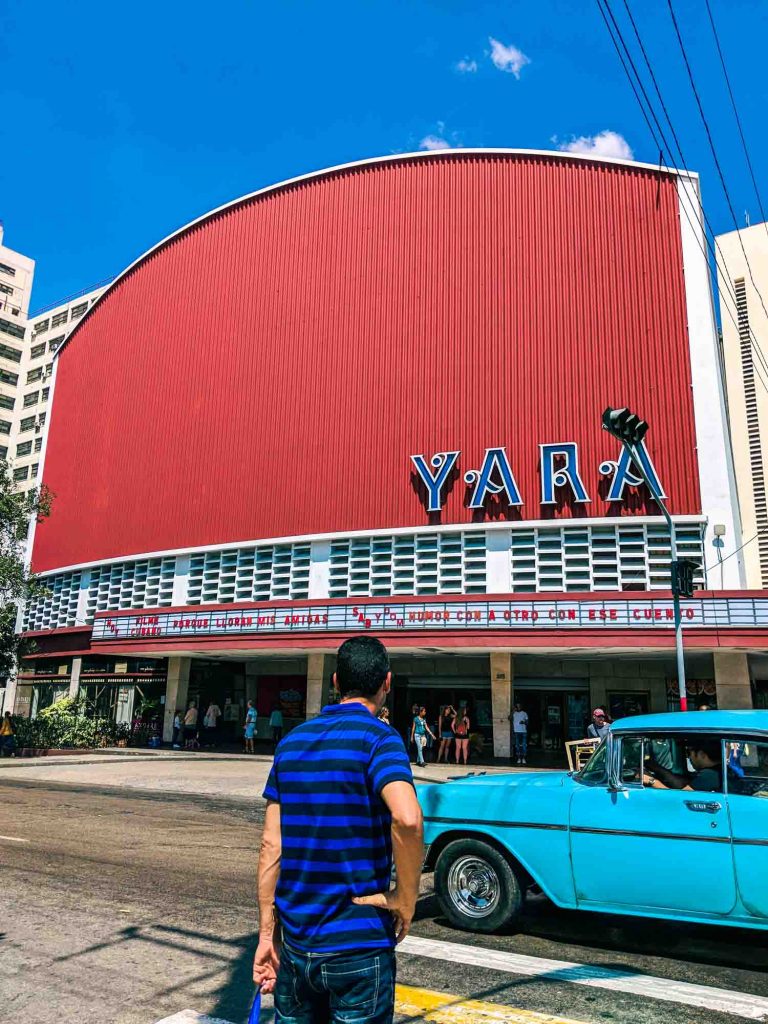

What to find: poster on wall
left=279, top=687, right=305, bottom=719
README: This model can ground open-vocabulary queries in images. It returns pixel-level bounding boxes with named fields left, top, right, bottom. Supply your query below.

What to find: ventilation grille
left=25, top=571, right=83, bottom=631
left=186, top=545, right=311, bottom=604
left=86, top=558, right=176, bottom=618
left=735, top=278, right=768, bottom=586
left=510, top=522, right=705, bottom=593
left=328, top=532, right=488, bottom=598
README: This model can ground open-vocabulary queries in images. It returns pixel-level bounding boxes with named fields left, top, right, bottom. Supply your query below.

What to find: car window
left=619, top=736, right=644, bottom=786
left=578, top=741, right=607, bottom=784
left=643, top=734, right=727, bottom=793
left=726, top=739, right=768, bottom=797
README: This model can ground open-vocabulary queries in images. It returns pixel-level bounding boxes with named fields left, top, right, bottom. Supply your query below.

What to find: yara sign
left=410, top=442, right=665, bottom=514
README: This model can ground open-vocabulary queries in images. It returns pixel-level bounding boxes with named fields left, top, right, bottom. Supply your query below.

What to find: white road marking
left=400, top=934, right=768, bottom=1021
left=0, top=834, right=29, bottom=843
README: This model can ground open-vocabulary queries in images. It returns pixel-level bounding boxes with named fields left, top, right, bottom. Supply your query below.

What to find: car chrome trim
left=570, top=825, right=731, bottom=844
left=732, top=837, right=768, bottom=847
left=423, top=816, right=567, bottom=831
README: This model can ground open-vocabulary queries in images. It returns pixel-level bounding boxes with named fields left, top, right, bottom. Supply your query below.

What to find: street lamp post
left=602, top=408, right=691, bottom=712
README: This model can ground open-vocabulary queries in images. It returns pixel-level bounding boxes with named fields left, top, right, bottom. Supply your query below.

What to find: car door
left=725, top=736, right=768, bottom=919
left=569, top=732, right=737, bottom=917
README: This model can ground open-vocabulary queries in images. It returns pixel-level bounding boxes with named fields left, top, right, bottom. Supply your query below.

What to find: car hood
left=418, top=769, right=570, bottom=816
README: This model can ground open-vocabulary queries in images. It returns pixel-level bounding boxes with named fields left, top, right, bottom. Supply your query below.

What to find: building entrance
left=514, top=682, right=590, bottom=761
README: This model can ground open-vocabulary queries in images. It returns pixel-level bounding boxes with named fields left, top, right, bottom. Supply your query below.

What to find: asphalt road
left=1, top=776, right=767, bottom=1024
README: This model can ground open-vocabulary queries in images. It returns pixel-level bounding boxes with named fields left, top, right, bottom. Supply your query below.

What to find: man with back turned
left=253, top=635, right=424, bottom=1023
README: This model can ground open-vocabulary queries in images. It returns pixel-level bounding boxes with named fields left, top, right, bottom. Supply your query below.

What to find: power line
left=667, top=0, right=768, bottom=330
left=599, top=0, right=768, bottom=396
left=704, top=0, right=768, bottom=243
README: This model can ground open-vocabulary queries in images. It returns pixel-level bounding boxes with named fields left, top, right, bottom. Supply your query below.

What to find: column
left=69, top=657, right=82, bottom=699
left=714, top=651, right=753, bottom=709
left=490, top=652, right=513, bottom=759
left=306, top=653, right=330, bottom=720
left=163, top=657, right=191, bottom=742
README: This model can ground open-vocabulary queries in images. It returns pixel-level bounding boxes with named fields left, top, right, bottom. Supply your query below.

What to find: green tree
left=0, top=472, right=52, bottom=680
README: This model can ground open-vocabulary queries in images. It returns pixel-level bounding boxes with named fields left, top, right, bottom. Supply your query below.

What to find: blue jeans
left=514, top=732, right=527, bottom=759
left=274, top=942, right=396, bottom=1023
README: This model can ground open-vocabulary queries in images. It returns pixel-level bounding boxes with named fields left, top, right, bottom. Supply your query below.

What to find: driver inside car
left=644, top=739, right=725, bottom=792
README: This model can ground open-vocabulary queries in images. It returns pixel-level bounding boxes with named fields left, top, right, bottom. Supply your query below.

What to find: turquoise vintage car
left=419, top=710, right=768, bottom=933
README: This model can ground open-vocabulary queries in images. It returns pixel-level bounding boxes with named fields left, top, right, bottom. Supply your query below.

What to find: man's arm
left=253, top=800, right=281, bottom=992
left=354, top=780, right=424, bottom=942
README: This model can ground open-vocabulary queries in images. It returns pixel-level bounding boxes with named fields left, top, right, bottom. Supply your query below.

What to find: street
left=2, top=759, right=768, bottom=1024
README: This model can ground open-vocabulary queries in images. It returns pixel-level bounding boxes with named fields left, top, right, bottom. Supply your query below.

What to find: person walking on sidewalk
left=244, top=700, right=257, bottom=754
left=269, top=705, right=284, bottom=749
left=0, top=711, right=15, bottom=757
left=410, top=706, right=435, bottom=768
left=453, top=708, right=471, bottom=765
left=253, top=635, right=423, bottom=1024
left=183, top=702, right=199, bottom=750
left=436, top=704, right=456, bottom=764
left=512, top=702, right=529, bottom=765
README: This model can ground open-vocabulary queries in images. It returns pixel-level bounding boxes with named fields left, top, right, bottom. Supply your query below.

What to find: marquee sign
left=91, top=597, right=768, bottom=643
left=410, top=441, right=666, bottom=513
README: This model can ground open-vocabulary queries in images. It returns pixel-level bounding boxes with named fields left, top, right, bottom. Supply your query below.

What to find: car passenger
left=644, top=739, right=725, bottom=792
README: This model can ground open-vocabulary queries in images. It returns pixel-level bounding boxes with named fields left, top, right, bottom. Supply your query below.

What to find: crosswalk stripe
left=400, top=935, right=768, bottom=1021
left=395, top=984, right=588, bottom=1023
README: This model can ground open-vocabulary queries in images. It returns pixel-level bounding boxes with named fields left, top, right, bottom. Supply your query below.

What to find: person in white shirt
left=512, top=702, right=529, bottom=765
left=204, top=701, right=222, bottom=748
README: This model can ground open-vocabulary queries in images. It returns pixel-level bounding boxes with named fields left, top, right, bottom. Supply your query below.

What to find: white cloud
left=419, top=134, right=452, bottom=151
left=455, top=58, right=478, bottom=73
left=488, top=37, right=530, bottom=78
left=558, top=130, right=634, bottom=160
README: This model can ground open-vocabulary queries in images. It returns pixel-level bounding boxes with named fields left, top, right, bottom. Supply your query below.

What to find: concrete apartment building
left=717, top=223, right=768, bottom=588
left=0, top=225, right=106, bottom=496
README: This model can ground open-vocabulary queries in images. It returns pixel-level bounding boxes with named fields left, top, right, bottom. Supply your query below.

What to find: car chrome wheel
left=446, top=855, right=501, bottom=918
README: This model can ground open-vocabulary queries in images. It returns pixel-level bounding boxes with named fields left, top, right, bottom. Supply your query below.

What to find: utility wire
left=705, top=0, right=768, bottom=241
left=599, top=0, right=768, bottom=396
left=614, top=0, right=768, bottom=389
left=667, top=0, right=768, bottom=329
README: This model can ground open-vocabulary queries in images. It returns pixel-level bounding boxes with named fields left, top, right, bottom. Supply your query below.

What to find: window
left=13, top=466, right=29, bottom=481
left=0, top=394, right=13, bottom=411
left=0, top=447, right=7, bottom=460
left=23, top=392, right=39, bottom=408
left=41, top=387, right=49, bottom=402
left=71, top=302, right=87, bottom=318
left=726, top=740, right=768, bottom=796
left=0, top=317, right=24, bottom=340
left=0, top=343, right=22, bottom=363
left=16, top=441, right=32, bottom=458
left=34, top=437, right=42, bottom=453
left=51, top=311, right=68, bottom=328
left=0, top=369, right=18, bottom=387
left=31, top=343, right=46, bottom=359
left=38, top=411, right=46, bottom=425
left=31, top=462, right=39, bottom=477
left=45, top=362, right=53, bottom=374
left=0, top=263, right=16, bottom=278
left=49, top=335, right=64, bottom=352
left=20, top=416, right=35, bottom=432
left=577, top=742, right=607, bottom=784
left=33, top=319, right=49, bottom=334
left=26, top=367, right=42, bottom=384
left=0, top=282, right=13, bottom=296
left=0, top=420, right=10, bottom=435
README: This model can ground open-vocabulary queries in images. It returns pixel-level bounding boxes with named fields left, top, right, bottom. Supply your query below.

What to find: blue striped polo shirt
left=262, top=701, right=413, bottom=953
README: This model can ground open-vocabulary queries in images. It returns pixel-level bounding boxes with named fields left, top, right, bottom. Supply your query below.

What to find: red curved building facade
left=15, top=151, right=757, bottom=748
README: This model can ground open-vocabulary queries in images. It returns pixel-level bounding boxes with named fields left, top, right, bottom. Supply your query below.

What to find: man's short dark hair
left=336, top=636, right=390, bottom=698
left=690, top=739, right=722, bottom=764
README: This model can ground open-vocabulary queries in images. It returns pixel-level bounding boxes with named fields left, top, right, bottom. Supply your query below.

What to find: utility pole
left=602, top=408, right=697, bottom=712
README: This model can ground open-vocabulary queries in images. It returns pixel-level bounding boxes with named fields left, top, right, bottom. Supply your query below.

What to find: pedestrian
left=410, top=706, right=435, bottom=768
left=244, top=700, right=257, bottom=754
left=377, top=705, right=390, bottom=724
left=183, top=701, right=199, bottom=750
left=512, top=701, right=528, bottom=765
left=171, top=709, right=182, bottom=749
left=204, top=700, right=222, bottom=747
left=252, top=635, right=423, bottom=1023
left=0, top=711, right=15, bottom=757
left=407, top=702, right=419, bottom=762
left=436, top=704, right=456, bottom=763
left=269, top=704, right=284, bottom=748
left=587, top=708, right=611, bottom=742
left=453, top=707, right=471, bottom=765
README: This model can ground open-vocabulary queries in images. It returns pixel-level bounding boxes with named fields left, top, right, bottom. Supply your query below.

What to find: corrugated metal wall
left=33, top=153, right=700, bottom=573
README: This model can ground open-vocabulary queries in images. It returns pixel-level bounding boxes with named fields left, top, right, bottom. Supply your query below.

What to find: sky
left=4, top=0, right=768, bottom=312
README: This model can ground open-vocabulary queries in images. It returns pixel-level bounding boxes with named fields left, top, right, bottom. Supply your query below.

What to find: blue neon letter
left=410, top=451, right=461, bottom=512
left=540, top=443, right=591, bottom=504
left=603, top=442, right=667, bottom=501
left=467, top=448, right=523, bottom=509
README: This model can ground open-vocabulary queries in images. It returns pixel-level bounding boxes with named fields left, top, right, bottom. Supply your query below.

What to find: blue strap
left=248, top=989, right=261, bottom=1023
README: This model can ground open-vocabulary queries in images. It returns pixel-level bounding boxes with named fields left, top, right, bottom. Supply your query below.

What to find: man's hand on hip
left=353, top=890, right=415, bottom=943
left=253, top=937, right=280, bottom=993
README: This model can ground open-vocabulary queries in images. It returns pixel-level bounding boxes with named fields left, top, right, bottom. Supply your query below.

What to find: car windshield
left=577, top=740, right=607, bottom=784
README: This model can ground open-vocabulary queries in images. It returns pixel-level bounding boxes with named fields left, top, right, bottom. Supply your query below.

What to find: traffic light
left=602, top=406, right=649, bottom=446
left=672, top=559, right=698, bottom=598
